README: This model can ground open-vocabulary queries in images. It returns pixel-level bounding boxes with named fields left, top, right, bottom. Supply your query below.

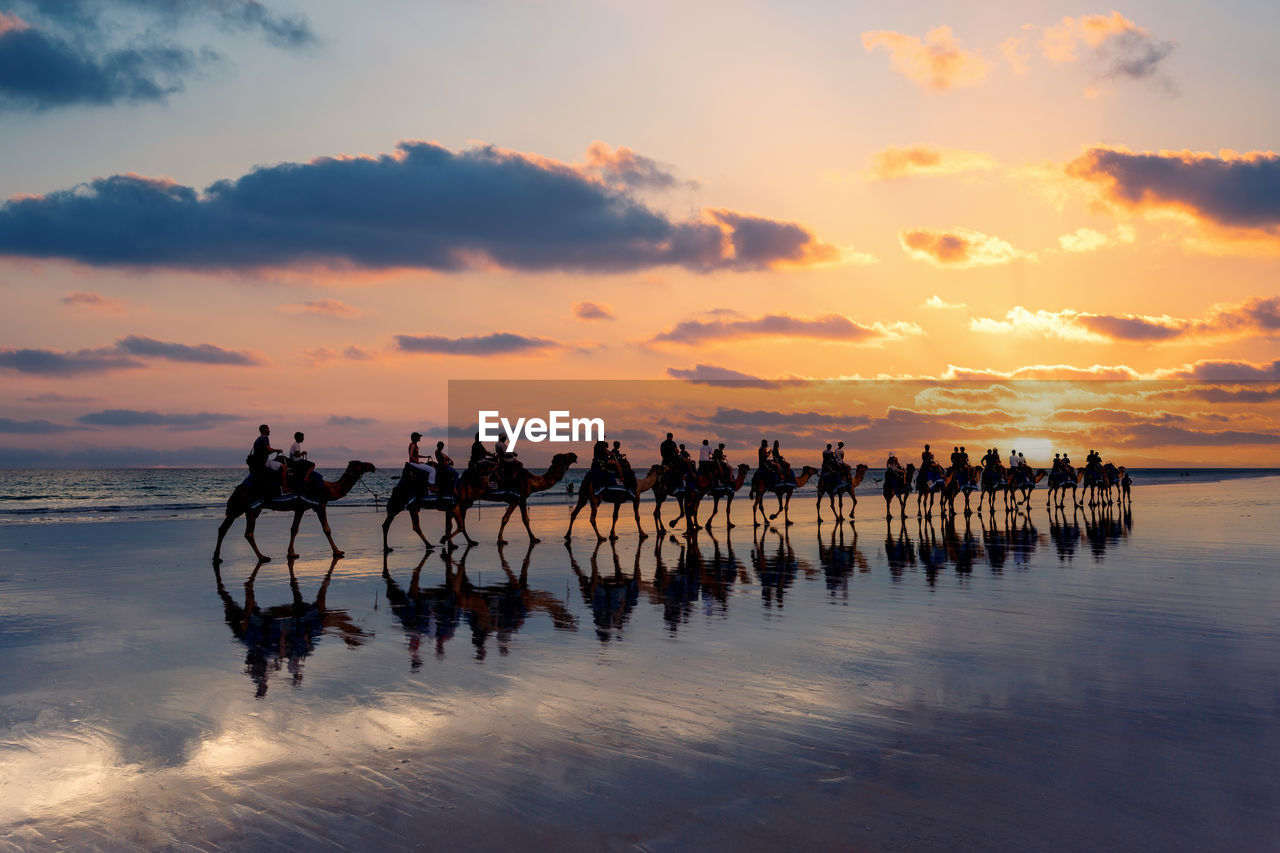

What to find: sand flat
left=1, top=477, right=1278, bottom=851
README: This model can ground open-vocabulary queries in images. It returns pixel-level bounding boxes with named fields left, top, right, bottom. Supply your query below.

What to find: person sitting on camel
left=495, top=433, right=521, bottom=488
left=407, top=432, right=436, bottom=494
left=287, top=430, right=315, bottom=488
left=759, top=439, right=782, bottom=483
left=835, top=441, right=852, bottom=479
left=698, top=439, right=718, bottom=483
left=249, top=424, right=290, bottom=495
left=660, top=433, right=679, bottom=469
left=885, top=452, right=905, bottom=484
left=713, top=443, right=731, bottom=485
left=772, top=440, right=793, bottom=481
left=678, top=444, right=696, bottom=479
left=922, top=444, right=935, bottom=470
left=433, top=440, right=457, bottom=495
left=821, top=443, right=837, bottom=480
left=610, top=440, right=637, bottom=493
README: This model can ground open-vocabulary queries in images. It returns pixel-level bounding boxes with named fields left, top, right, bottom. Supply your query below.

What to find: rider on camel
left=288, top=431, right=315, bottom=486
left=759, top=440, right=783, bottom=483
left=434, top=440, right=457, bottom=495
left=408, top=432, right=436, bottom=494
left=772, top=440, right=792, bottom=481
left=249, top=424, right=290, bottom=495
left=835, top=441, right=852, bottom=479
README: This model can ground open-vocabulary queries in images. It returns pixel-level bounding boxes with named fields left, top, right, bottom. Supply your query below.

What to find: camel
left=1083, top=463, right=1121, bottom=508
left=213, top=460, right=376, bottom=564
left=700, top=463, right=753, bottom=530
left=565, top=463, right=662, bottom=541
left=667, top=463, right=752, bottom=534
left=914, top=463, right=954, bottom=518
left=381, top=459, right=496, bottom=552
left=977, top=464, right=1014, bottom=513
left=1044, top=466, right=1083, bottom=509
left=455, top=452, right=577, bottom=545
left=750, top=465, right=820, bottom=528
left=942, top=465, right=981, bottom=516
left=882, top=463, right=916, bottom=519
left=815, top=463, right=869, bottom=523
left=1007, top=467, right=1049, bottom=508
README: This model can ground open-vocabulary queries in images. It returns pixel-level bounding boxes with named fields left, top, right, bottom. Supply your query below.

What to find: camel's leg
left=669, top=497, right=685, bottom=530
left=848, top=493, right=857, bottom=520
left=243, top=508, right=270, bottom=562
left=407, top=507, right=431, bottom=550
left=783, top=493, right=794, bottom=526
left=753, top=494, right=762, bottom=527
left=725, top=496, right=736, bottom=529
left=633, top=499, right=647, bottom=539
left=497, top=502, right=518, bottom=545
left=769, top=492, right=785, bottom=521
left=315, top=505, right=344, bottom=557
left=288, top=508, right=305, bottom=557
left=588, top=500, right=606, bottom=542
left=518, top=502, right=540, bottom=543
left=381, top=507, right=400, bottom=553
left=609, top=503, right=621, bottom=540
left=706, top=496, right=720, bottom=527
left=214, top=509, right=242, bottom=563
left=565, top=495, right=588, bottom=540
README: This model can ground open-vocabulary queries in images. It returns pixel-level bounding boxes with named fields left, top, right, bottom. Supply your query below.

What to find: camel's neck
left=327, top=468, right=363, bottom=501
left=528, top=458, right=572, bottom=493
left=851, top=470, right=866, bottom=488
left=637, top=473, right=659, bottom=494
left=795, top=471, right=814, bottom=487
left=733, top=468, right=748, bottom=489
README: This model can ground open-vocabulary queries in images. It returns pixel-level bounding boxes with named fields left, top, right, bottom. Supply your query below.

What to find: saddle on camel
left=584, top=439, right=638, bottom=500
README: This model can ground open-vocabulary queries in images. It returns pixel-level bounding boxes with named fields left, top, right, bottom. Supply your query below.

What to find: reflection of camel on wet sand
left=750, top=527, right=811, bottom=608
left=817, top=523, right=869, bottom=598
left=566, top=539, right=641, bottom=643
left=213, top=460, right=377, bottom=564
left=383, top=541, right=576, bottom=662
left=213, top=554, right=371, bottom=697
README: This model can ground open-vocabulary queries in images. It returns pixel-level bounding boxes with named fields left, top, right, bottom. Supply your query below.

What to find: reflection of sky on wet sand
left=1, top=479, right=1278, bottom=850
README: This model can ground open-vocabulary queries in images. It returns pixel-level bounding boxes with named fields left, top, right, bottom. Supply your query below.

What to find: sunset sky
left=2, top=0, right=1278, bottom=466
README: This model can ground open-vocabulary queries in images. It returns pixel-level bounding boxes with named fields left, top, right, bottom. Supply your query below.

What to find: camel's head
left=737, top=463, right=751, bottom=473
left=906, top=463, right=916, bottom=475
left=646, top=463, right=664, bottom=477
left=855, top=463, right=869, bottom=475
left=801, top=465, right=820, bottom=476
left=555, top=452, right=578, bottom=466
left=347, top=460, right=376, bottom=474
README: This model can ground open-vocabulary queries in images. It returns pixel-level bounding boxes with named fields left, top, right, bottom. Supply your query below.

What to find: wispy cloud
left=651, top=313, right=922, bottom=346
left=665, top=364, right=778, bottom=388
left=970, top=298, right=1280, bottom=343
left=60, top=290, right=127, bottom=313
left=395, top=332, right=562, bottom=356
left=867, top=145, right=997, bottom=180
left=0, top=416, right=89, bottom=434
left=278, top=298, right=362, bottom=318
left=922, top=295, right=968, bottom=310
left=572, top=301, right=615, bottom=321
left=861, top=26, right=991, bottom=90
left=899, top=227, right=1035, bottom=268
left=1057, top=224, right=1135, bottom=253
left=0, top=335, right=262, bottom=376
left=76, top=409, right=243, bottom=429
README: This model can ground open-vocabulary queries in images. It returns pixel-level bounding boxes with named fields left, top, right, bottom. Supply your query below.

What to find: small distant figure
left=1121, top=469, right=1133, bottom=501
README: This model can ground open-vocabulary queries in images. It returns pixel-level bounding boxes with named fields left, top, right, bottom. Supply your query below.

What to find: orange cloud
left=572, top=301, right=615, bottom=321
left=278, top=298, right=362, bottom=318
left=60, top=291, right=126, bottom=314
left=867, top=145, right=997, bottom=179
left=861, top=26, right=991, bottom=91
left=651, top=313, right=922, bottom=346
left=1041, top=11, right=1143, bottom=63
left=970, top=298, right=1280, bottom=343
left=899, top=227, right=1034, bottom=268
left=1057, top=225, right=1135, bottom=252
left=942, top=363, right=1141, bottom=380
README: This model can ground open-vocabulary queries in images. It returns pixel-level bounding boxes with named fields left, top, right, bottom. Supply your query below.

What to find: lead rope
left=359, top=477, right=380, bottom=511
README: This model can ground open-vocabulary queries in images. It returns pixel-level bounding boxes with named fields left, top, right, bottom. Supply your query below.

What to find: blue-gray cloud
left=1069, top=147, right=1280, bottom=231
left=116, top=334, right=262, bottom=365
left=0, top=416, right=89, bottom=434
left=665, top=363, right=778, bottom=388
left=0, top=20, right=194, bottom=109
left=76, top=409, right=243, bottom=429
left=652, top=313, right=917, bottom=345
left=395, top=331, right=561, bottom=356
left=0, top=141, right=835, bottom=273
left=2, top=1, right=311, bottom=111
left=327, top=414, right=377, bottom=427
left=0, top=335, right=261, bottom=376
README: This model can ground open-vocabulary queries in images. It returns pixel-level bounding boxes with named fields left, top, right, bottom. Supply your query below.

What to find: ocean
left=0, top=466, right=1276, bottom=525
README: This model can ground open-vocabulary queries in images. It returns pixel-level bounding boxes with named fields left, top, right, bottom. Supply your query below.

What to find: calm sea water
left=0, top=467, right=1275, bottom=525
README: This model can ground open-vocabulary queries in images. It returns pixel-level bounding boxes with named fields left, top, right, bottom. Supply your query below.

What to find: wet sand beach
left=1, top=477, right=1278, bottom=851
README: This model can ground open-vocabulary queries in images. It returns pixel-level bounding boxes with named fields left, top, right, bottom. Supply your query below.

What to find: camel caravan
left=213, top=425, right=1130, bottom=561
